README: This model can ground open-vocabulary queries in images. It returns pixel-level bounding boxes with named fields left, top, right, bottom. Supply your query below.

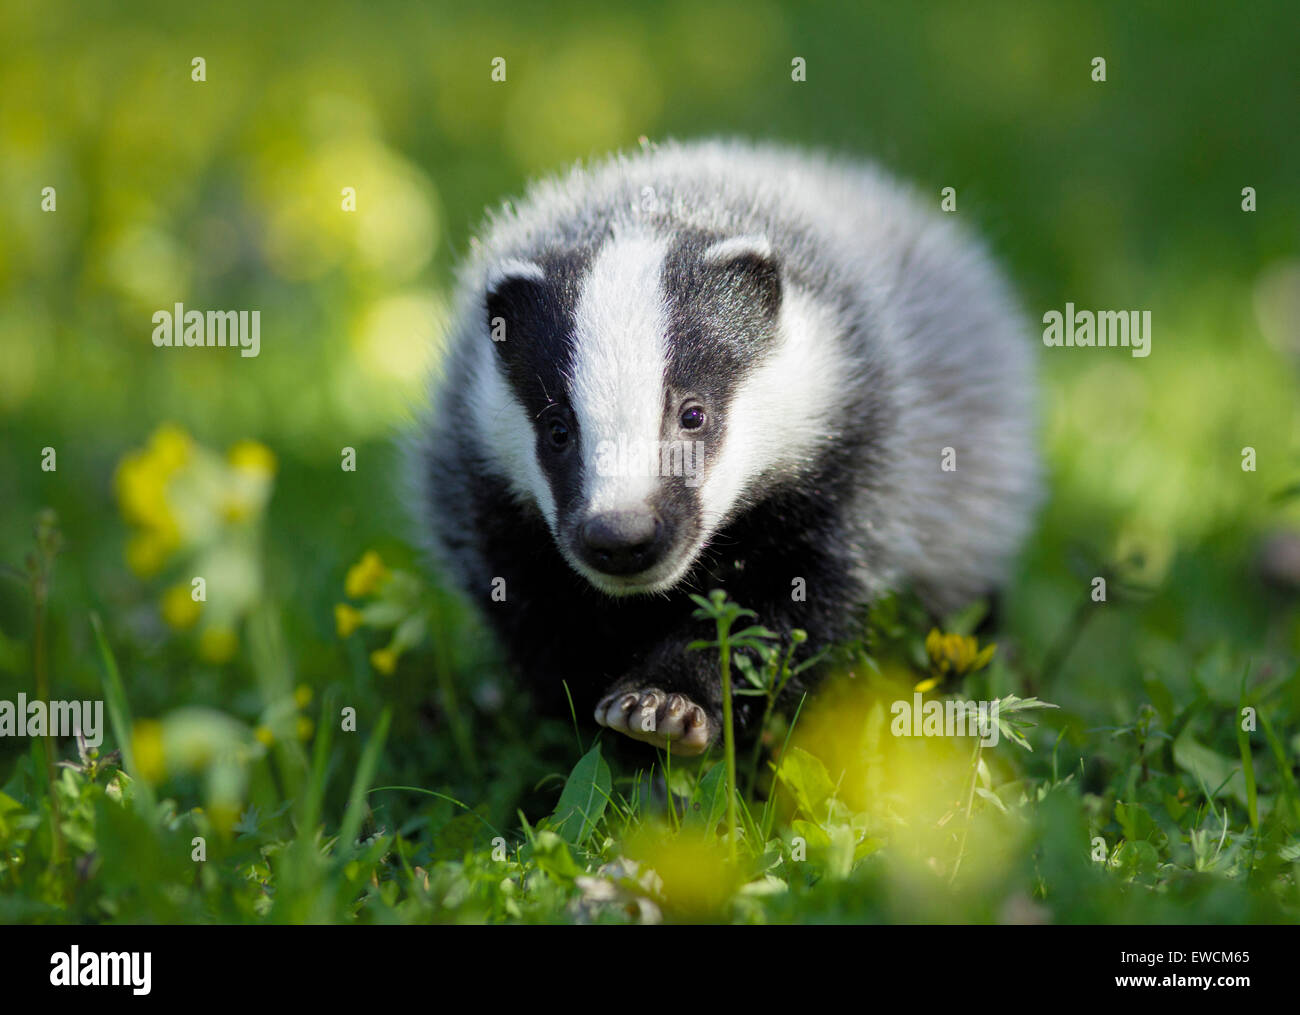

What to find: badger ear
left=484, top=259, right=546, bottom=347
left=702, top=235, right=781, bottom=317
left=486, top=258, right=545, bottom=292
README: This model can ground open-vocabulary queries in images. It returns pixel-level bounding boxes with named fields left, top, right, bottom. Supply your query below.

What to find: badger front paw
left=594, top=688, right=713, bottom=755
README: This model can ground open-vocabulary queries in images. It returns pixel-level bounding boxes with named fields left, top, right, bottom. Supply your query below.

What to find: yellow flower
left=161, top=582, right=202, bottom=630
left=131, top=719, right=166, bottom=783
left=115, top=426, right=195, bottom=574
left=223, top=440, right=276, bottom=522
left=149, top=423, right=194, bottom=472
left=925, top=629, right=996, bottom=678
left=624, top=827, right=741, bottom=921
left=294, top=684, right=313, bottom=709
left=345, top=550, right=388, bottom=599
left=370, top=647, right=398, bottom=675
left=334, top=603, right=363, bottom=638
left=227, top=439, right=277, bottom=478
left=198, top=626, right=239, bottom=663
left=296, top=716, right=315, bottom=741
left=254, top=725, right=275, bottom=747
left=115, top=455, right=179, bottom=532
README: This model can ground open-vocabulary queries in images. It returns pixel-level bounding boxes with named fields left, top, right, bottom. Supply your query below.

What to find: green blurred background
left=1, top=0, right=1298, bottom=838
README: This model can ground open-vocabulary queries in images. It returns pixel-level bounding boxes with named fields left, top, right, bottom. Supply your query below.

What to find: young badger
left=416, top=139, right=1039, bottom=755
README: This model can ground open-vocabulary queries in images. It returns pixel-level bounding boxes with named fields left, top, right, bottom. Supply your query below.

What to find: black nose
left=577, top=509, right=666, bottom=576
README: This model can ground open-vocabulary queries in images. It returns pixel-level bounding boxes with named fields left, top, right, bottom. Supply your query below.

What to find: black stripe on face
left=485, top=248, right=592, bottom=518
left=642, top=232, right=785, bottom=562
left=659, top=230, right=783, bottom=412
left=655, top=229, right=784, bottom=484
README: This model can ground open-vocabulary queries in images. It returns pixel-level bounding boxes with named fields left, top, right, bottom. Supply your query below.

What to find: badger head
left=470, top=227, right=837, bottom=596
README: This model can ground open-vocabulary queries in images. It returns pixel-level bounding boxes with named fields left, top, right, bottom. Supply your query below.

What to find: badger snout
left=576, top=508, right=668, bottom=577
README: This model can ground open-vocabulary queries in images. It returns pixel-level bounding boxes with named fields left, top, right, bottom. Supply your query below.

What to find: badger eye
left=680, top=404, right=706, bottom=431
left=547, top=416, right=571, bottom=448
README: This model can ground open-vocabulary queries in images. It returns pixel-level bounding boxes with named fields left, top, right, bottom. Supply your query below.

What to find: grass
left=0, top=0, right=1297, bottom=927
left=1, top=497, right=1297, bottom=924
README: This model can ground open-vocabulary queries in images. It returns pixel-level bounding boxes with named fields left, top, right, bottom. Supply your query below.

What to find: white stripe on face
left=570, top=231, right=671, bottom=515
left=469, top=336, right=558, bottom=527
left=698, top=285, right=845, bottom=532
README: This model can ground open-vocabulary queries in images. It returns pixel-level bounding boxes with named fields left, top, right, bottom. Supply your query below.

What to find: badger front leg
left=590, top=607, right=783, bottom=756
left=591, top=619, right=742, bottom=755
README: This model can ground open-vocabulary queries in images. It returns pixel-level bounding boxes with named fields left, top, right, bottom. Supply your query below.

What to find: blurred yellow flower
left=115, top=456, right=171, bottom=530
left=296, top=716, right=315, bottom=741
left=222, top=440, right=277, bottom=522
left=113, top=428, right=190, bottom=539
left=624, top=827, right=742, bottom=922
left=345, top=550, right=387, bottom=598
left=198, top=626, right=239, bottom=663
left=131, top=719, right=166, bottom=783
left=161, top=582, right=202, bottom=629
left=370, top=647, right=397, bottom=675
left=334, top=603, right=363, bottom=637
left=925, top=629, right=996, bottom=678
left=294, top=684, right=313, bottom=708
left=149, top=423, right=194, bottom=471
left=254, top=725, right=275, bottom=747
left=227, top=439, right=277, bottom=478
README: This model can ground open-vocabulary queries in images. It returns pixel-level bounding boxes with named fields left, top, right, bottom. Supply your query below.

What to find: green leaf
left=337, top=708, right=391, bottom=859
left=0, top=791, right=24, bottom=839
left=531, top=829, right=584, bottom=882
left=730, top=625, right=779, bottom=643
left=975, top=787, right=1008, bottom=814
left=1115, top=800, right=1156, bottom=842
left=791, top=819, right=830, bottom=849
left=774, top=746, right=835, bottom=822
left=1236, top=680, right=1258, bottom=832
left=690, top=762, right=729, bottom=832
left=551, top=743, right=611, bottom=847
left=1173, top=727, right=1248, bottom=806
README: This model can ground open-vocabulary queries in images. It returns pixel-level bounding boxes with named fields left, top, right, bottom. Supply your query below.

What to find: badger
left=415, top=138, right=1039, bottom=756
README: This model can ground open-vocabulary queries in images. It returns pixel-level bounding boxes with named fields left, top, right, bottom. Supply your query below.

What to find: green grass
left=1, top=504, right=1297, bottom=924
left=1, top=0, right=1298, bottom=925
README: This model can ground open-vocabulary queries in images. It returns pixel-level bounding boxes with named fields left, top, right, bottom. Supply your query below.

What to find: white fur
left=700, top=286, right=847, bottom=524
left=486, top=258, right=545, bottom=291
left=702, top=234, right=772, bottom=264
left=466, top=316, right=558, bottom=528
left=569, top=229, right=671, bottom=516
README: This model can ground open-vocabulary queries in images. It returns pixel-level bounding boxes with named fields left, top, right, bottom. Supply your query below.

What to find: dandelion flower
left=925, top=629, right=996, bottom=678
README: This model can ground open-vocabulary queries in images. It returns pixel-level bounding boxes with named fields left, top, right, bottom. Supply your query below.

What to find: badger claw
left=594, top=688, right=713, bottom=755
